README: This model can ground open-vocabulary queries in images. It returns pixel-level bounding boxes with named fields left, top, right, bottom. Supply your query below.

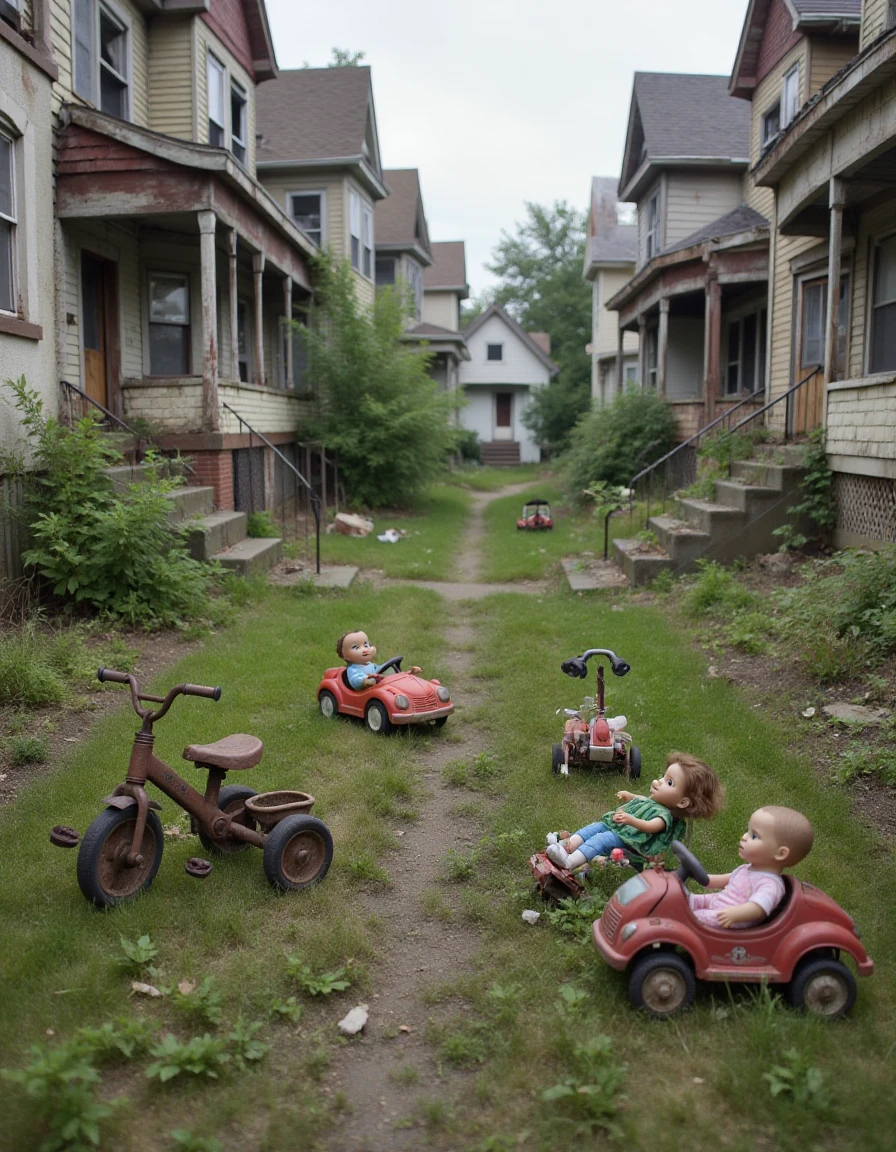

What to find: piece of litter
left=399, top=1024, right=412, bottom=1034
left=64, top=737, right=78, bottom=742
left=45, top=1029, right=55, bottom=1037
left=707, top=665, right=720, bottom=679
left=338, top=1004, right=369, bottom=1036
left=521, top=909, right=541, bottom=925
left=801, top=707, right=816, bottom=718
left=377, top=529, right=402, bottom=544
left=394, top=830, right=405, bottom=837
left=177, top=979, right=196, bottom=996
left=131, top=981, right=162, bottom=998
left=692, top=1077, right=704, bottom=1085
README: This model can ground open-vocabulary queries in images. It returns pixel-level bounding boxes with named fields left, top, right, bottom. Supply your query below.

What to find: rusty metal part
left=50, top=825, right=80, bottom=848
left=185, top=857, right=213, bottom=879
left=244, top=790, right=315, bottom=831
left=102, top=791, right=162, bottom=812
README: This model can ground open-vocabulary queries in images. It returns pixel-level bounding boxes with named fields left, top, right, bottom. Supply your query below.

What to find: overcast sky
left=265, top=0, right=750, bottom=299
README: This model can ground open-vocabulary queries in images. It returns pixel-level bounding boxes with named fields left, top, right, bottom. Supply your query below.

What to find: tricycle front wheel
left=263, top=814, right=333, bottom=891
left=628, top=746, right=642, bottom=780
left=76, top=807, right=164, bottom=909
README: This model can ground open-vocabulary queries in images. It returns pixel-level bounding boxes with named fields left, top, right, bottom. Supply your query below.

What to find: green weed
left=682, top=559, right=757, bottom=617
left=763, top=1049, right=829, bottom=1107
left=8, top=735, right=49, bottom=766
left=171, top=977, right=223, bottom=1027
left=169, top=1131, right=223, bottom=1152
left=145, top=1034, right=229, bottom=1082
left=285, top=957, right=352, bottom=996
left=226, top=1017, right=269, bottom=1070
left=116, top=933, right=159, bottom=972
left=539, top=1035, right=625, bottom=1139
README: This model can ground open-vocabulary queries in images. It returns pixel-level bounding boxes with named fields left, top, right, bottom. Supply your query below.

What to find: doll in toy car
left=337, top=630, right=421, bottom=688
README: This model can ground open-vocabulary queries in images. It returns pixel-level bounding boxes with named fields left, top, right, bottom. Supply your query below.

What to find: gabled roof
left=664, top=204, right=769, bottom=254
left=730, top=0, right=861, bottom=98
left=584, top=176, right=637, bottom=279
left=462, top=304, right=560, bottom=377
left=619, top=73, right=751, bottom=201
left=424, top=241, right=468, bottom=298
left=375, top=169, right=432, bottom=264
left=255, top=66, right=387, bottom=199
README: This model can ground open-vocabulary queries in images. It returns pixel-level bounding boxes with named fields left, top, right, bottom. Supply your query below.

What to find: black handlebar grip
left=97, top=667, right=130, bottom=683
left=182, top=683, right=222, bottom=700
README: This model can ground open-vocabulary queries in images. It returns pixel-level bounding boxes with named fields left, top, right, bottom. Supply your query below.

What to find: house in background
left=255, top=65, right=388, bottom=310
left=583, top=176, right=639, bottom=405
left=606, top=72, right=771, bottom=441
left=458, top=304, right=558, bottom=464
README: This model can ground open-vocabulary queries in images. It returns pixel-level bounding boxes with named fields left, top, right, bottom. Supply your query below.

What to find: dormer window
left=645, top=188, right=660, bottom=260
left=73, top=0, right=131, bottom=120
left=487, top=344, right=503, bottom=361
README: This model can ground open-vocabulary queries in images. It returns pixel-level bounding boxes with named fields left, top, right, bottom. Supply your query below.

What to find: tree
left=329, top=48, right=365, bottom=67
left=485, top=201, right=592, bottom=454
left=300, top=255, right=458, bottom=508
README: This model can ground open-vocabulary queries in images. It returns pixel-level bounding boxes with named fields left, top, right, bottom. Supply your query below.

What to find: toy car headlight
left=394, top=694, right=410, bottom=710
left=620, top=923, right=638, bottom=942
left=437, top=686, right=450, bottom=703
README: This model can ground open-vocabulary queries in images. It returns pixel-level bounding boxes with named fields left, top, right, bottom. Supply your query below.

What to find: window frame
left=147, top=270, right=191, bottom=377
left=782, top=64, right=800, bottom=128
left=486, top=343, right=503, bottom=362
left=72, top=0, right=132, bottom=121
left=761, top=102, right=781, bottom=148
left=797, top=271, right=849, bottom=376
left=349, top=188, right=361, bottom=271
left=0, top=0, right=22, bottom=31
left=349, top=187, right=373, bottom=279
left=724, top=306, right=767, bottom=396
left=361, top=202, right=373, bottom=279
left=869, top=232, right=896, bottom=375
left=0, top=127, right=17, bottom=317
left=375, top=257, right=396, bottom=287
left=645, top=187, right=661, bottom=261
left=230, top=79, right=247, bottom=166
left=207, top=52, right=226, bottom=148
left=288, top=190, right=326, bottom=248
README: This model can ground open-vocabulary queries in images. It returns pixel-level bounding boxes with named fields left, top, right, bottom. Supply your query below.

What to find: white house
left=459, top=304, right=558, bottom=464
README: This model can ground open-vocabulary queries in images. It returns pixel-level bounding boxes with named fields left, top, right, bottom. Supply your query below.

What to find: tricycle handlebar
left=182, top=683, right=223, bottom=701
left=561, top=649, right=631, bottom=679
left=97, top=668, right=222, bottom=721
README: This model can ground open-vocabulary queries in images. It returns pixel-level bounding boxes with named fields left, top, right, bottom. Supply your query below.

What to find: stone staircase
left=104, top=464, right=282, bottom=577
left=480, top=440, right=522, bottom=466
left=613, top=444, right=810, bottom=586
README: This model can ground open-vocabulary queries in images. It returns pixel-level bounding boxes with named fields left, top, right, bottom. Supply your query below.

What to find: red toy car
left=517, top=499, right=553, bottom=530
left=593, top=841, right=873, bottom=1018
left=553, top=648, right=640, bottom=778
left=317, top=656, right=453, bottom=735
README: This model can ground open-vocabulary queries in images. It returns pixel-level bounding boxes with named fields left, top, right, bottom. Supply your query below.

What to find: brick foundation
left=189, top=450, right=234, bottom=510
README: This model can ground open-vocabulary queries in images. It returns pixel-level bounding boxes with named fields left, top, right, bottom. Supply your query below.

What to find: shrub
left=453, top=428, right=481, bottom=463
left=773, top=427, right=836, bottom=552
left=246, top=511, right=280, bottom=538
left=9, top=735, right=49, bottom=766
left=560, top=387, right=678, bottom=503
left=681, top=560, right=757, bottom=618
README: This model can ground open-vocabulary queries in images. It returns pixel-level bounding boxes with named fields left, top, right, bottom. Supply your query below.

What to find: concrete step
left=480, top=441, right=521, bottom=466
left=185, top=510, right=248, bottom=561
left=613, top=537, right=673, bottom=586
left=165, top=485, right=216, bottom=524
left=730, top=459, right=805, bottom=491
left=103, top=459, right=189, bottom=494
left=752, top=443, right=808, bottom=468
left=676, top=497, right=746, bottom=538
left=650, top=515, right=710, bottom=568
left=212, top=536, right=282, bottom=577
left=713, top=479, right=782, bottom=515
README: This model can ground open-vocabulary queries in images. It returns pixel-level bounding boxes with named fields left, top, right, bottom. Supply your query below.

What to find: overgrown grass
left=312, top=484, right=472, bottom=579
left=442, top=464, right=543, bottom=492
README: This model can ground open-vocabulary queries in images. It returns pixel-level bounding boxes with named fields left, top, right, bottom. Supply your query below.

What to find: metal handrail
left=59, top=379, right=195, bottom=476
left=222, top=402, right=322, bottom=575
left=718, top=365, right=822, bottom=476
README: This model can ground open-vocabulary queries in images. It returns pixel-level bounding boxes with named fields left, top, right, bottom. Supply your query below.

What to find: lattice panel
left=834, top=473, right=896, bottom=542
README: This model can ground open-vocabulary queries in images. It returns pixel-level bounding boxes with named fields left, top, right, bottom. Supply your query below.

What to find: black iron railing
left=222, top=402, right=322, bottom=575
left=718, top=365, right=823, bottom=477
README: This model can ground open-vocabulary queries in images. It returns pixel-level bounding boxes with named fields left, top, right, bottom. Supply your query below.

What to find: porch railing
left=717, top=365, right=823, bottom=477
left=59, top=379, right=195, bottom=477
left=222, top=402, right=322, bottom=575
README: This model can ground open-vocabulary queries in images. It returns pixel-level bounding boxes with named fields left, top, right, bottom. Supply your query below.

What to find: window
left=375, top=258, right=395, bottom=287
left=624, top=363, right=639, bottom=384
left=361, top=202, right=373, bottom=279
left=870, top=235, right=896, bottom=374
left=406, top=260, right=422, bottom=319
left=762, top=103, right=781, bottom=148
left=888, top=0, right=896, bottom=29
left=230, top=82, right=247, bottom=165
left=0, top=131, right=16, bottom=315
left=349, top=189, right=361, bottom=271
left=645, top=189, right=660, bottom=260
left=1, top=0, right=21, bottom=30
left=349, top=190, right=373, bottom=278
left=289, top=192, right=324, bottom=247
left=207, top=54, right=225, bottom=147
left=487, top=343, right=503, bottom=361
left=800, top=276, right=848, bottom=373
left=148, top=273, right=190, bottom=375
left=645, top=326, right=658, bottom=388
left=236, top=299, right=250, bottom=382
left=73, top=0, right=130, bottom=119
left=725, top=309, right=767, bottom=395
left=782, top=65, right=800, bottom=127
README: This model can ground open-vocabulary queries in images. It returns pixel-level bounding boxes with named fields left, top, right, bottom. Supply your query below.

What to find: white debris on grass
left=521, top=909, right=541, bottom=925
left=338, top=1004, right=369, bottom=1036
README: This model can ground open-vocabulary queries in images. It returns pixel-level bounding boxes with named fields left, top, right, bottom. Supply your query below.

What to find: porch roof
left=403, top=322, right=471, bottom=361
left=55, top=106, right=313, bottom=289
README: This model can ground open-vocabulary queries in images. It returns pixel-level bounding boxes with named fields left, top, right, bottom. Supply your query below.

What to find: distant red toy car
left=517, top=499, right=553, bottom=530
left=553, top=648, right=640, bottom=778
left=317, top=656, right=453, bottom=735
left=593, top=841, right=873, bottom=1018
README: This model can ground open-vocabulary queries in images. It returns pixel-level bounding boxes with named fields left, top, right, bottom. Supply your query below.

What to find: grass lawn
left=309, top=484, right=472, bottom=579
left=442, top=463, right=544, bottom=492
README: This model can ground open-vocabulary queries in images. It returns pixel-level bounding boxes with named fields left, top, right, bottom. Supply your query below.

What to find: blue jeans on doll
left=574, top=822, right=627, bottom=861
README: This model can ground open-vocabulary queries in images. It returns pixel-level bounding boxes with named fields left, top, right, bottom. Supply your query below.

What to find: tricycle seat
left=183, top=733, right=263, bottom=772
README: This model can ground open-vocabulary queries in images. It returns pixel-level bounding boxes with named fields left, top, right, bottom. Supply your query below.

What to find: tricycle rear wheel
left=77, top=807, right=164, bottom=909
left=198, top=784, right=258, bottom=854
left=628, top=746, right=642, bottom=779
left=551, top=743, right=564, bottom=775
left=263, top=814, right=333, bottom=891
left=628, top=951, right=695, bottom=1017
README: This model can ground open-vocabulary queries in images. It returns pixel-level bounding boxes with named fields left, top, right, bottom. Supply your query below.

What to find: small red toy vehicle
left=517, top=498, right=553, bottom=530
left=317, top=656, right=453, bottom=735
left=553, top=648, right=640, bottom=778
left=593, top=841, right=873, bottom=1018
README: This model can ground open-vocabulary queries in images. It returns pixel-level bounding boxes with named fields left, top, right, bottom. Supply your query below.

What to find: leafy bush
left=246, top=511, right=280, bottom=538
left=773, top=427, right=836, bottom=552
left=560, top=387, right=678, bottom=503
left=9, top=735, right=49, bottom=766
left=453, top=428, right=481, bottom=463
left=300, top=255, right=458, bottom=507
left=681, top=560, right=757, bottom=618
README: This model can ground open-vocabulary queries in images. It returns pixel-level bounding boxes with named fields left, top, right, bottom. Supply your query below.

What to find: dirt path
left=323, top=485, right=530, bottom=1149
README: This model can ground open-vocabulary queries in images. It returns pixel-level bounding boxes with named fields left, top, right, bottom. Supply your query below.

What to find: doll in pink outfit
left=689, top=806, right=814, bottom=929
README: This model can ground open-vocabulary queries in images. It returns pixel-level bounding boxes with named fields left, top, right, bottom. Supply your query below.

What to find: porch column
left=283, top=275, right=293, bottom=388
left=253, top=251, right=265, bottom=386
left=228, top=229, right=239, bottom=384
left=824, top=177, right=846, bottom=386
left=638, top=314, right=648, bottom=390
left=197, top=210, right=220, bottom=432
left=616, top=323, right=626, bottom=394
left=703, top=272, right=722, bottom=422
left=657, top=297, right=670, bottom=397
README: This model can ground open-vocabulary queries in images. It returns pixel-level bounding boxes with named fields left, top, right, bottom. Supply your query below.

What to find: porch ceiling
left=781, top=142, right=896, bottom=236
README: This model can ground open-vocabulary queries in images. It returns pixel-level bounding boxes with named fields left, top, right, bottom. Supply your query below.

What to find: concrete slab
left=268, top=564, right=357, bottom=588
left=561, top=558, right=628, bottom=591
left=822, top=703, right=889, bottom=725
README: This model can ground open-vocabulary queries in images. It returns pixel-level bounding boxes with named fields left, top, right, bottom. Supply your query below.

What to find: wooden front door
left=81, top=253, right=119, bottom=411
left=495, top=392, right=513, bottom=440
left=794, top=277, right=825, bottom=434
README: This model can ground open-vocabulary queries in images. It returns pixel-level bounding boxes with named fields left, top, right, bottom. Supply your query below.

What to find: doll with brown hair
left=336, top=630, right=420, bottom=690
left=688, top=806, right=813, bottom=928
left=545, top=751, right=725, bottom=870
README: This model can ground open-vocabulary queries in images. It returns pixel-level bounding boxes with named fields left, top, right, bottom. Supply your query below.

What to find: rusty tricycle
left=52, top=669, right=333, bottom=908
left=552, top=647, right=640, bottom=779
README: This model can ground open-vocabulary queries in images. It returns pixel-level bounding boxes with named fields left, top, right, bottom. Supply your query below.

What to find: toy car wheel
left=77, top=806, right=164, bottom=909
left=365, top=700, right=393, bottom=735
left=788, top=956, right=857, bottom=1018
left=628, top=951, right=695, bottom=1017
left=551, top=743, right=564, bottom=775
left=433, top=716, right=448, bottom=729
left=628, top=746, right=642, bottom=780
left=198, top=785, right=258, bottom=855
left=319, top=690, right=338, bottom=720
left=263, top=814, right=333, bottom=891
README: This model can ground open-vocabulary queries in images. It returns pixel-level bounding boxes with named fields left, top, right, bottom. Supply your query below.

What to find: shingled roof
left=255, top=67, right=387, bottom=197
left=463, top=304, right=559, bottom=377
left=424, top=241, right=468, bottom=296
left=584, top=177, right=637, bottom=278
left=788, top=0, right=861, bottom=17
left=665, top=204, right=770, bottom=254
left=619, top=73, right=751, bottom=201
left=375, top=170, right=432, bottom=263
